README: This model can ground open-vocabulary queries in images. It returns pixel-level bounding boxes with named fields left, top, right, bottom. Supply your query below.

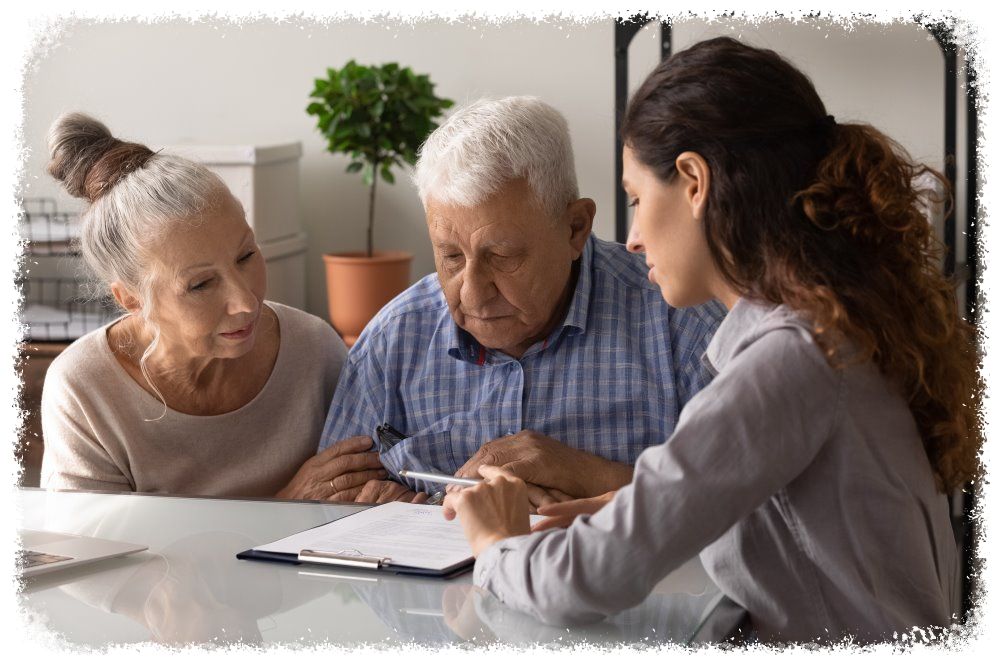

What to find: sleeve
left=316, top=330, right=386, bottom=453
left=318, top=320, right=349, bottom=404
left=39, top=364, right=133, bottom=492
left=671, top=300, right=726, bottom=409
left=472, top=327, right=843, bottom=626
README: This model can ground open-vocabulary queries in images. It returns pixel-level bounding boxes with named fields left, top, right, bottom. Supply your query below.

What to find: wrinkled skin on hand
left=275, top=436, right=387, bottom=501
left=455, top=430, right=633, bottom=500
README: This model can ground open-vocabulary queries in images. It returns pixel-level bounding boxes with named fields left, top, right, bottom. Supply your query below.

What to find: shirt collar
left=447, top=235, right=596, bottom=365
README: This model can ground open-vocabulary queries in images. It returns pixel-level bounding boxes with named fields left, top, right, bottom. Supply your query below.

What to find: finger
left=479, top=465, right=520, bottom=483
left=355, top=480, right=382, bottom=504
left=327, top=485, right=368, bottom=502
left=531, top=515, right=574, bottom=532
left=411, top=492, right=429, bottom=504
left=319, top=452, right=383, bottom=477
left=536, top=497, right=596, bottom=516
left=549, top=488, right=575, bottom=503
left=525, top=484, right=557, bottom=510
left=442, top=493, right=461, bottom=520
left=330, top=468, right=388, bottom=492
left=317, top=435, right=375, bottom=461
left=380, top=484, right=409, bottom=503
left=455, top=455, right=484, bottom=479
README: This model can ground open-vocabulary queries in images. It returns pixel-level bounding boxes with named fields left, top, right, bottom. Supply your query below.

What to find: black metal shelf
left=19, top=198, right=118, bottom=341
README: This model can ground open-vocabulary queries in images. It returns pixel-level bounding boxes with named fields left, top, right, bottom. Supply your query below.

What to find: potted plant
left=308, top=60, right=453, bottom=344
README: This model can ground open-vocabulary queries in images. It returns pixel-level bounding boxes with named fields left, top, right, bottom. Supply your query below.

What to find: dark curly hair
left=622, top=37, right=981, bottom=492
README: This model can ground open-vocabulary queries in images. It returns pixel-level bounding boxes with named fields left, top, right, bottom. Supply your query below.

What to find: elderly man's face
left=426, top=178, right=594, bottom=358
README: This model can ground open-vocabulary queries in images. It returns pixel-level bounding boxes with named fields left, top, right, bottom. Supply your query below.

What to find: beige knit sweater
left=40, top=302, right=347, bottom=498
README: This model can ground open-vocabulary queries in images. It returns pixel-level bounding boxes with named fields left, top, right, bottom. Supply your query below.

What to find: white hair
left=47, top=112, right=229, bottom=419
left=412, top=96, right=579, bottom=218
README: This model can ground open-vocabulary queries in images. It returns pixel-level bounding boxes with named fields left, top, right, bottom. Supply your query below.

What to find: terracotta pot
left=323, top=251, right=413, bottom=346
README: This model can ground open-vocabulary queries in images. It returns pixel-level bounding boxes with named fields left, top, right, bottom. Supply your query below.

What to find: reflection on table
left=17, top=488, right=734, bottom=647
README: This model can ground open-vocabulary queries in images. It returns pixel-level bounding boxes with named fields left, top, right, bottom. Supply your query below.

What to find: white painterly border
left=2, top=1, right=995, bottom=662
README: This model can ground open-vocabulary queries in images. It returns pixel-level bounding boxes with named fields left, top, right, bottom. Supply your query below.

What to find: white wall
left=21, top=17, right=950, bottom=319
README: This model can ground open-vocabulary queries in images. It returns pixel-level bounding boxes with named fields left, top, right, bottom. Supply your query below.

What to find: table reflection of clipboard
left=236, top=503, right=476, bottom=578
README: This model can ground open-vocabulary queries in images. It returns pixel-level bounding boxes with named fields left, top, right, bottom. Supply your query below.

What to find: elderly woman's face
left=146, top=193, right=267, bottom=360
left=426, top=179, right=589, bottom=358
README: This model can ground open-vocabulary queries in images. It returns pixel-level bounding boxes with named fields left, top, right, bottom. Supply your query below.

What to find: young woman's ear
left=110, top=282, right=142, bottom=314
left=673, top=152, right=711, bottom=221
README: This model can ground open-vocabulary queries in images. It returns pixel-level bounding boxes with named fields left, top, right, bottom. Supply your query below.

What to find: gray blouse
left=473, top=298, right=958, bottom=642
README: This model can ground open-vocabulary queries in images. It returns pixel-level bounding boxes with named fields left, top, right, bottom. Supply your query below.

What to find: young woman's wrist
left=471, top=530, right=512, bottom=558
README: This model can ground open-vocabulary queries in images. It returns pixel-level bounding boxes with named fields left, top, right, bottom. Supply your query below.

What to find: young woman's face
left=145, top=192, right=267, bottom=361
left=622, top=146, right=718, bottom=308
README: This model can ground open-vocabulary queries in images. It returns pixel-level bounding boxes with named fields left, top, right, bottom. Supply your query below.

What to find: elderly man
left=284, top=96, right=723, bottom=505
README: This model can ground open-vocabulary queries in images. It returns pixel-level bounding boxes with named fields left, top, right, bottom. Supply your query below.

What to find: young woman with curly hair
left=442, top=37, right=981, bottom=643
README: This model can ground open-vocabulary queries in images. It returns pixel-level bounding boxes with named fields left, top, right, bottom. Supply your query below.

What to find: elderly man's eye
left=491, top=254, right=521, bottom=272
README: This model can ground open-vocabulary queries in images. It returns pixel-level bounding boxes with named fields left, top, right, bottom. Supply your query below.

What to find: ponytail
left=788, top=124, right=981, bottom=492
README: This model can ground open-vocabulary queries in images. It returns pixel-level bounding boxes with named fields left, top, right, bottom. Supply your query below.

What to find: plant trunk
left=367, top=167, right=377, bottom=258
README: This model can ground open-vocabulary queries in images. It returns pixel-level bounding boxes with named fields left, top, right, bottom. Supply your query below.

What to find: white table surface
left=17, top=487, right=731, bottom=647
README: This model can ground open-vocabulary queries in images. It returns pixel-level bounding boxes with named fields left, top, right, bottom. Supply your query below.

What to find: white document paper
left=257, top=502, right=537, bottom=571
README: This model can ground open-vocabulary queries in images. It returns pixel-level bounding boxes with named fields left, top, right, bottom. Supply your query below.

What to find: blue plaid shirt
left=318, top=235, right=725, bottom=494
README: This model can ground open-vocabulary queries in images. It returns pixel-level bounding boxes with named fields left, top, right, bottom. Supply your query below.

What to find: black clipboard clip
left=298, top=549, right=392, bottom=570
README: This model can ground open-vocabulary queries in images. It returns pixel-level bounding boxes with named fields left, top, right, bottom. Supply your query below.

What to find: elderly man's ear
left=564, top=198, right=596, bottom=259
left=110, top=282, right=143, bottom=315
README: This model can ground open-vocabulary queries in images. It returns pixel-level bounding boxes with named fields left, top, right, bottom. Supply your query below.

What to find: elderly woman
left=40, top=113, right=383, bottom=498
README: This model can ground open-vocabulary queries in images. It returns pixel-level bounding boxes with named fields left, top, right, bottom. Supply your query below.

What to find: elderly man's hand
left=275, top=436, right=387, bottom=501
left=355, top=479, right=429, bottom=505
left=455, top=430, right=634, bottom=499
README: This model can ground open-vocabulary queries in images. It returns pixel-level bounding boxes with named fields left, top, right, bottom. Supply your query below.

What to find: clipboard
left=236, top=502, right=477, bottom=578
left=235, top=545, right=474, bottom=578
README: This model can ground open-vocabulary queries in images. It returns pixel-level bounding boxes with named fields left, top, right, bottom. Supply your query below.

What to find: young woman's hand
left=442, top=465, right=531, bottom=556
left=530, top=490, right=617, bottom=532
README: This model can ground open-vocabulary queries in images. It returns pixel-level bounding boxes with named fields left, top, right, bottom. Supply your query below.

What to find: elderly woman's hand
left=442, top=465, right=531, bottom=556
left=275, top=436, right=387, bottom=501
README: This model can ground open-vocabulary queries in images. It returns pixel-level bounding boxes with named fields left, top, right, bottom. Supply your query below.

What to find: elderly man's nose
left=460, top=261, right=498, bottom=306
left=626, top=220, right=644, bottom=254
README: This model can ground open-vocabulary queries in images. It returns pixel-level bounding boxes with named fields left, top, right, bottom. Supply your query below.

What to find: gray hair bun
left=47, top=112, right=155, bottom=202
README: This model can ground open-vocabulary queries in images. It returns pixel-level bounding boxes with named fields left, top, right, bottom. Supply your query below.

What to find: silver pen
left=399, top=469, right=483, bottom=488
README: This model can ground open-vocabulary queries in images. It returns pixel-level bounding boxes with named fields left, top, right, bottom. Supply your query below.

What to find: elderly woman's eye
left=189, top=279, right=211, bottom=292
left=627, top=197, right=639, bottom=208
left=238, top=250, right=256, bottom=263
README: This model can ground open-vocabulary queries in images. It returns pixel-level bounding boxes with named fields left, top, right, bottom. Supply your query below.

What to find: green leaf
left=346, top=161, right=365, bottom=173
left=307, top=61, right=453, bottom=167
